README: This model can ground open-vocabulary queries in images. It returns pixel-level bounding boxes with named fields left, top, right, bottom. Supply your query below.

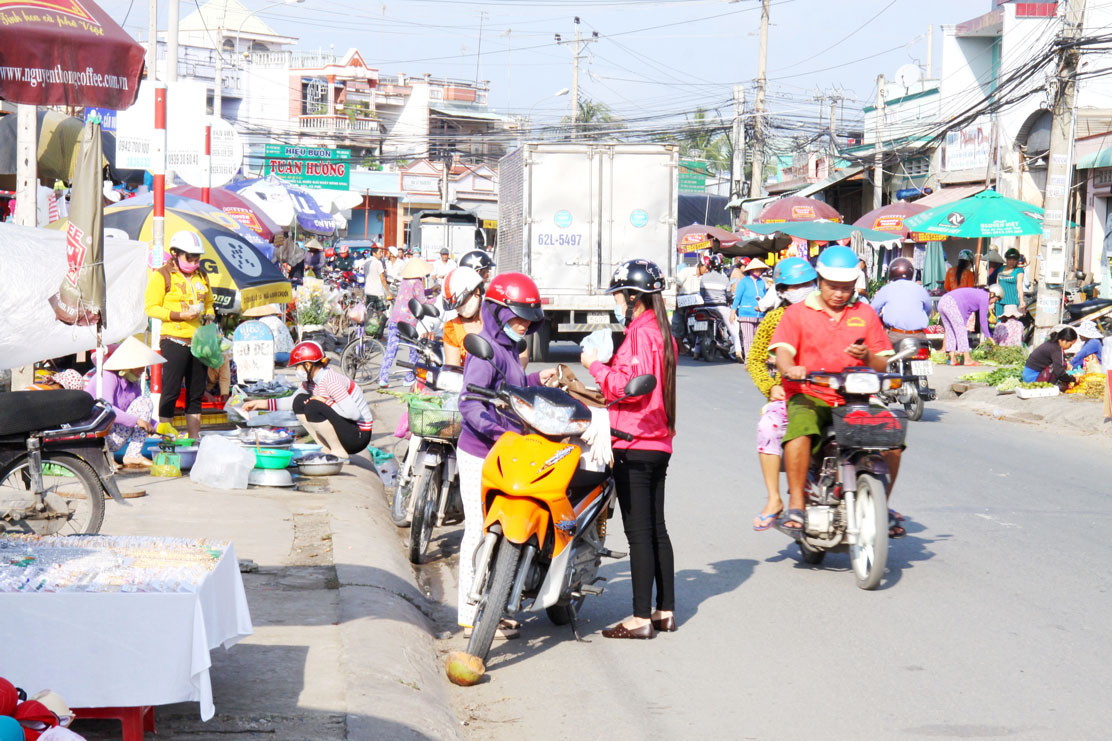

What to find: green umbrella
left=902, top=188, right=1043, bottom=238
left=923, top=242, right=946, bottom=291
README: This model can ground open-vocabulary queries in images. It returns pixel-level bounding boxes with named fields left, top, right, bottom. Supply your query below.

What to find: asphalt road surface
left=414, top=345, right=1112, bottom=739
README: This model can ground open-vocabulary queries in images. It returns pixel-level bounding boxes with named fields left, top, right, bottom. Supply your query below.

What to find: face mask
left=613, top=306, right=627, bottom=326
left=782, top=285, right=814, bottom=305
left=295, top=368, right=309, bottom=383
left=459, top=295, right=481, bottom=318
left=503, top=325, right=524, bottom=342
left=177, top=256, right=199, bottom=274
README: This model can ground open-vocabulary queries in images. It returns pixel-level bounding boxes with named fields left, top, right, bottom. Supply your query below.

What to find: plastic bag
left=191, top=324, right=226, bottom=369
left=190, top=435, right=255, bottom=490
left=151, top=450, right=182, bottom=477
left=579, top=329, right=615, bottom=364
left=368, top=446, right=398, bottom=488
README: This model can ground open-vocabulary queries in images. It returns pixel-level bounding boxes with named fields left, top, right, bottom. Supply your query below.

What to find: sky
left=103, top=0, right=992, bottom=128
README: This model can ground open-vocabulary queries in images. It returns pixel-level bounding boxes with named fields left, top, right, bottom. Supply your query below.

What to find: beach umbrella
left=169, top=185, right=283, bottom=242
left=902, top=188, right=1043, bottom=239
left=0, top=109, right=144, bottom=186
left=854, top=201, right=945, bottom=242
left=677, top=224, right=740, bottom=253
left=756, top=196, right=842, bottom=223
left=227, top=174, right=336, bottom=236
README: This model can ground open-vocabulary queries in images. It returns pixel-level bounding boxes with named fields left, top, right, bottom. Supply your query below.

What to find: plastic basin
left=254, top=447, right=294, bottom=469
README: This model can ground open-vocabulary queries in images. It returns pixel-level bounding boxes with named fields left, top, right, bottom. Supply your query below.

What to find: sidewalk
left=71, top=388, right=460, bottom=740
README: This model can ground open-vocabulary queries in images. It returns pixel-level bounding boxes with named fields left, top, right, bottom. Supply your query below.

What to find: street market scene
left=2, top=0, right=1112, bottom=738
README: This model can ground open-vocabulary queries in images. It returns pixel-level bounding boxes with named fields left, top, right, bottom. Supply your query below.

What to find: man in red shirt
left=768, top=246, right=900, bottom=535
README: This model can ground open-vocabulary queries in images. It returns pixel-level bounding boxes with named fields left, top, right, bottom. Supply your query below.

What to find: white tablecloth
left=0, top=544, right=253, bottom=720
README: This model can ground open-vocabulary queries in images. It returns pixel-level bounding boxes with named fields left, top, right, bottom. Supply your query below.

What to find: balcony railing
left=299, top=114, right=381, bottom=134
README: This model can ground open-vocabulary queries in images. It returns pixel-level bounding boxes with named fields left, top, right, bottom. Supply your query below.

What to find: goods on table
left=0, top=535, right=225, bottom=593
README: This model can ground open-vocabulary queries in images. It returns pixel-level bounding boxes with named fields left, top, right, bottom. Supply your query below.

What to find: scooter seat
left=567, top=466, right=610, bottom=506
left=0, top=391, right=95, bottom=436
left=1065, top=298, right=1112, bottom=319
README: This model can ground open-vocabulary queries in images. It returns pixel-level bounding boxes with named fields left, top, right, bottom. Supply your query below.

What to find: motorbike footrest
left=578, top=584, right=604, bottom=596
left=600, top=548, right=627, bottom=559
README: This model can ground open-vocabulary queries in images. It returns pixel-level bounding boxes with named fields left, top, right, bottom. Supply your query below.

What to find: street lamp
left=523, top=88, right=569, bottom=142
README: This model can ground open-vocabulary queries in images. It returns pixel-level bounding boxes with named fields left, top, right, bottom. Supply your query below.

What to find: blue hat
left=772, top=257, right=818, bottom=287
left=816, top=246, right=861, bottom=282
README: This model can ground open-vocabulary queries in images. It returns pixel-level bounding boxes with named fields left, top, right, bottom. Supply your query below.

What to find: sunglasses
left=177, top=253, right=202, bottom=263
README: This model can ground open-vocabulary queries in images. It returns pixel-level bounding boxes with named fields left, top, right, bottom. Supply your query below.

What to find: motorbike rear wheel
left=407, top=462, right=441, bottom=564
left=904, top=385, right=924, bottom=421
left=467, top=539, right=521, bottom=662
left=850, top=472, right=889, bottom=590
left=0, top=453, right=105, bottom=535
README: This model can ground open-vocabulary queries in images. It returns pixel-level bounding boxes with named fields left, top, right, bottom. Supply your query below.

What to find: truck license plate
left=588, top=312, right=610, bottom=325
left=910, top=360, right=933, bottom=376
left=690, top=321, right=708, bottom=331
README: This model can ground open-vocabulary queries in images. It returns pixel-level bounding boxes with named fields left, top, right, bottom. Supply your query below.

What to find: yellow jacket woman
left=145, top=231, right=215, bottom=437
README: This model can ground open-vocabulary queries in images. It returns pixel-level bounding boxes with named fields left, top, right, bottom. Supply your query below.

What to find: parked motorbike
left=775, top=349, right=916, bottom=590
left=0, top=391, right=126, bottom=535
left=459, top=333, right=656, bottom=663
left=688, top=306, right=733, bottom=362
left=878, top=337, right=935, bottom=421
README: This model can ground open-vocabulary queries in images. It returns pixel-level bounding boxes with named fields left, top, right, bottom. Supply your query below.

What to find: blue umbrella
left=227, top=174, right=336, bottom=236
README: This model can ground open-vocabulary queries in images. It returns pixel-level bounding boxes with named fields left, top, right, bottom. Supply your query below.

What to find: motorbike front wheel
left=903, top=385, right=924, bottom=421
left=390, top=476, right=413, bottom=527
left=407, top=462, right=441, bottom=564
left=850, top=472, right=889, bottom=590
left=467, top=539, right=521, bottom=662
left=0, top=453, right=105, bottom=535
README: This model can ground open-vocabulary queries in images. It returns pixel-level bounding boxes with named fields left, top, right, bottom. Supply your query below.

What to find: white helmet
left=444, top=266, right=484, bottom=311
left=169, top=231, right=205, bottom=255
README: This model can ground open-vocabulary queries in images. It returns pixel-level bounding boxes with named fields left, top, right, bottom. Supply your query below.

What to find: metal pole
left=167, top=0, right=178, bottom=82
left=926, top=24, right=934, bottom=79
left=150, top=83, right=168, bottom=416
left=571, top=18, right=581, bottom=129
left=873, top=74, right=885, bottom=212
left=731, top=85, right=746, bottom=216
left=829, top=98, right=838, bottom=154
left=148, top=0, right=158, bottom=81
left=750, top=0, right=770, bottom=198
left=201, top=123, right=211, bottom=203
left=214, top=27, right=223, bottom=119
left=1035, top=0, right=1087, bottom=343
left=14, top=104, right=36, bottom=227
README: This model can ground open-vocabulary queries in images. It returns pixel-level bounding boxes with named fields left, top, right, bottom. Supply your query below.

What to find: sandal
left=776, top=508, right=805, bottom=539
left=888, top=508, right=904, bottom=522
left=888, top=513, right=906, bottom=539
left=463, top=619, right=520, bottom=641
left=753, top=508, right=783, bottom=532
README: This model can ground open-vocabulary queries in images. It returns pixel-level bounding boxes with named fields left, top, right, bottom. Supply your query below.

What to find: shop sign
left=1093, top=168, right=1112, bottom=194
left=402, top=175, right=440, bottom=193
left=263, top=144, right=351, bottom=189
left=482, top=219, right=498, bottom=229
left=679, top=159, right=707, bottom=194
left=943, top=123, right=991, bottom=172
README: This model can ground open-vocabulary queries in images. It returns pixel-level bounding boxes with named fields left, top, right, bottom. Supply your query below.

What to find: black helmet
left=606, top=259, right=666, bottom=295
left=887, top=257, right=915, bottom=281
left=459, top=250, right=494, bottom=272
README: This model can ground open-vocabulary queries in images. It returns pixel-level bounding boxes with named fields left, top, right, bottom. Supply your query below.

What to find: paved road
left=412, top=345, right=1112, bottom=739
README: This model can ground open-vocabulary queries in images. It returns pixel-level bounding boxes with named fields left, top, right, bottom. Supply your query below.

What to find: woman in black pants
left=583, top=259, right=678, bottom=639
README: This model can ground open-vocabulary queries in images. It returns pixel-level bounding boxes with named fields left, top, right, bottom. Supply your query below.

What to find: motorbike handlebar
left=396, top=359, right=415, bottom=370
left=465, top=384, right=499, bottom=400
left=611, top=428, right=634, bottom=442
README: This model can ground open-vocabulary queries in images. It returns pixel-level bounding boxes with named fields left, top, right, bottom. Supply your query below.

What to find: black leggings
left=158, top=338, right=207, bottom=418
left=292, top=396, right=372, bottom=455
left=613, top=449, right=675, bottom=619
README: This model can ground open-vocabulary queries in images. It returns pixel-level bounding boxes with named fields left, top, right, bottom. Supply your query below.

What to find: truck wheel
left=531, top=321, right=551, bottom=362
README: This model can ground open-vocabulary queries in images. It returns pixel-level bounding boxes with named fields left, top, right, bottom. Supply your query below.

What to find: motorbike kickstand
left=569, top=604, right=589, bottom=643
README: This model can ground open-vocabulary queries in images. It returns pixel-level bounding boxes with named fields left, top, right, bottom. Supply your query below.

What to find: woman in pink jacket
left=581, top=259, right=678, bottom=640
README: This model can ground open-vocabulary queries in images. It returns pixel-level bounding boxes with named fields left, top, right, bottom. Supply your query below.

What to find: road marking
left=974, top=513, right=1021, bottom=529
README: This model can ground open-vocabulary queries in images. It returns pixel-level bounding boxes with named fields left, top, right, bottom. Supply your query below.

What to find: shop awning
left=1077, top=147, right=1112, bottom=169
left=914, top=183, right=985, bottom=208
left=726, top=166, right=862, bottom=208
left=430, top=104, right=514, bottom=122
left=742, top=220, right=901, bottom=248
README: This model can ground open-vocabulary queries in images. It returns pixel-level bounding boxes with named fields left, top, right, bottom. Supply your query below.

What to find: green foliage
left=970, top=342, right=1028, bottom=366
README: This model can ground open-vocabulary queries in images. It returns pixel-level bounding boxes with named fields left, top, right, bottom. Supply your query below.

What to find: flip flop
left=753, top=509, right=783, bottom=532
left=888, top=508, right=905, bottom=522
left=888, top=513, right=906, bottom=538
left=775, top=508, right=805, bottom=539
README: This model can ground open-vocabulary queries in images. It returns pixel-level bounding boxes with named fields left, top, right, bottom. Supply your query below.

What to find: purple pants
left=938, top=294, right=970, bottom=353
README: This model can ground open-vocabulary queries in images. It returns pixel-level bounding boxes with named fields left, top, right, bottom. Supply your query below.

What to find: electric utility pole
left=555, top=17, right=598, bottom=133
left=731, top=85, right=746, bottom=210
left=1035, top=0, right=1087, bottom=342
left=873, top=74, right=885, bottom=211
left=749, top=0, right=770, bottom=197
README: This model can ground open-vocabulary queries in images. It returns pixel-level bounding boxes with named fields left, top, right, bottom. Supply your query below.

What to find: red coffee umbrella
left=169, top=185, right=283, bottom=242
left=677, top=224, right=740, bottom=253
left=0, top=0, right=145, bottom=109
left=854, top=201, right=945, bottom=242
left=756, top=196, right=841, bottom=223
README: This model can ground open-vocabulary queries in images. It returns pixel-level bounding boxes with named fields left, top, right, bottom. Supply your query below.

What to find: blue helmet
left=772, top=257, right=817, bottom=287
left=816, top=245, right=862, bottom=282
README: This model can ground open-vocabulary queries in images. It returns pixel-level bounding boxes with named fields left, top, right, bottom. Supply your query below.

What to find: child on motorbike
left=745, top=257, right=817, bottom=532
left=441, top=267, right=486, bottom=367
left=456, top=273, right=556, bottom=640
left=582, top=259, right=678, bottom=640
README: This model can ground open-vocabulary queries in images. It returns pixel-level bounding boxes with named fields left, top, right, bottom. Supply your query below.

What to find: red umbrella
left=0, top=1, right=144, bottom=109
left=854, top=201, right=945, bottom=242
left=169, top=185, right=282, bottom=242
left=756, top=196, right=841, bottom=223
left=677, top=224, right=740, bottom=253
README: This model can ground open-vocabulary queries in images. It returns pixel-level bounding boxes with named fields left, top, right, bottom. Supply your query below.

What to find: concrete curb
left=329, top=459, right=462, bottom=740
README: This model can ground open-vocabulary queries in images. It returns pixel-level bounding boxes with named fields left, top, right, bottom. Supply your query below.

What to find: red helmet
left=290, top=341, right=326, bottom=365
left=325, top=247, right=336, bottom=259
left=486, top=272, right=543, bottom=322
left=338, top=244, right=349, bottom=256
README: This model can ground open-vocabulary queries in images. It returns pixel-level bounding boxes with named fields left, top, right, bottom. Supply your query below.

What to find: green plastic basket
left=255, top=448, right=294, bottom=469
left=408, top=398, right=461, bottom=439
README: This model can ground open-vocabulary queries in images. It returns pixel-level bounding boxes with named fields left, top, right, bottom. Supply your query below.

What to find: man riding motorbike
left=459, top=250, right=495, bottom=284
left=870, top=257, right=932, bottom=345
left=456, top=273, right=556, bottom=639
left=334, top=244, right=356, bottom=275
left=695, top=254, right=739, bottom=359
left=768, top=246, right=906, bottom=538
left=672, top=258, right=702, bottom=353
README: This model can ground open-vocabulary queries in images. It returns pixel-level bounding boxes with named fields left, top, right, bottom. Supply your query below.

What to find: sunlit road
left=409, top=345, right=1112, bottom=739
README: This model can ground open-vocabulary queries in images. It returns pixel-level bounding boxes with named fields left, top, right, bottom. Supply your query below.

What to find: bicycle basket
left=408, top=397, right=462, bottom=439
left=831, top=406, right=907, bottom=449
left=365, top=310, right=386, bottom=338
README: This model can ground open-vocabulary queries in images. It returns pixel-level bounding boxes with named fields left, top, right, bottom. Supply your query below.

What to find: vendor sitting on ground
left=85, top=338, right=165, bottom=467
left=241, top=341, right=373, bottom=461
left=1023, top=327, right=1078, bottom=384
left=992, top=305, right=1026, bottom=347
left=241, top=304, right=295, bottom=365
left=1069, top=320, right=1104, bottom=371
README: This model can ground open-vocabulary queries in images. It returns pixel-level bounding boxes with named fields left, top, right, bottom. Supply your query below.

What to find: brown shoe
left=601, top=622, right=655, bottom=640
left=651, top=616, right=677, bottom=632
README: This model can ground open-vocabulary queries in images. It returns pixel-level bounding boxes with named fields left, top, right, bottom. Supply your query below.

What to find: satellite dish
left=895, top=64, right=923, bottom=92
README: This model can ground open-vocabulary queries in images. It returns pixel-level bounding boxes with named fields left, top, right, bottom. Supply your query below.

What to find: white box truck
left=497, top=142, right=678, bottom=360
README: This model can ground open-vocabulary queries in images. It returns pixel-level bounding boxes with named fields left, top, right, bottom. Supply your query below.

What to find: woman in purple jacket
left=456, top=273, right=555, bottom=639
left=939, top=285, right=1003, bottom=365
left=85, top=338, right=165, bottom=466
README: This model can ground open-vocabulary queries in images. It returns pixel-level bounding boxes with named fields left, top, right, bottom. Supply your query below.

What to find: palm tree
left=678, top=108, right=731, bottom=175
left=561, top=99, right=624, bottom=137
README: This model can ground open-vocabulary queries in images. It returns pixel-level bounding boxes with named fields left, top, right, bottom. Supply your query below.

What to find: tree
left=678, top=108, right=731, bottom=175
left=561, top=99, right=624, bottom=136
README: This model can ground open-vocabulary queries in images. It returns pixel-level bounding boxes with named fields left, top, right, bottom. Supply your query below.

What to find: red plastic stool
left=72, top=706, right=155, bottom=740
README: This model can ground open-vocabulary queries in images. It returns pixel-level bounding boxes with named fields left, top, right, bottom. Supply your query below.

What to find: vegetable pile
left=971, top=343, right=1028, bottom=367
left=959, top=367, right=1022, bottom=386
left=1066, top=372, right=1106, bottom=399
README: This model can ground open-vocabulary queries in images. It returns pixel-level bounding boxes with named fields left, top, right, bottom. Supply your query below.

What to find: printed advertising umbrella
left=168, top=185, right=283, bottom=242
left=854, top=201, right=945, bottom=242
left=902, top=188, right=1043, bottom=239
left=227, top=174, right=336, bottom=236
left=0, top=0, right=145, bottom=109
left=756, top=195, right=842, bottom=223
left=677, top=224, right=740, bottom=253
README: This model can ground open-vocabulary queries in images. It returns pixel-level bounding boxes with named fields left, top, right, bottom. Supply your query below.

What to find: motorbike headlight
left=843, top=372, right=881, bottom=395
left=511, top=394, right=588, bottom=436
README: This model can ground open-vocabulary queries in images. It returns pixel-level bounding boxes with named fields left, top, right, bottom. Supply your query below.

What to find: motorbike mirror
left=624, top=374, right=657, bottom=398
left=463, top=333, right=494, bottom=361
left=424, top=303, right=441, bottom=319
left=398, top=322, right=419, bottom=341
left=407, top=298, right=424, bottom=318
